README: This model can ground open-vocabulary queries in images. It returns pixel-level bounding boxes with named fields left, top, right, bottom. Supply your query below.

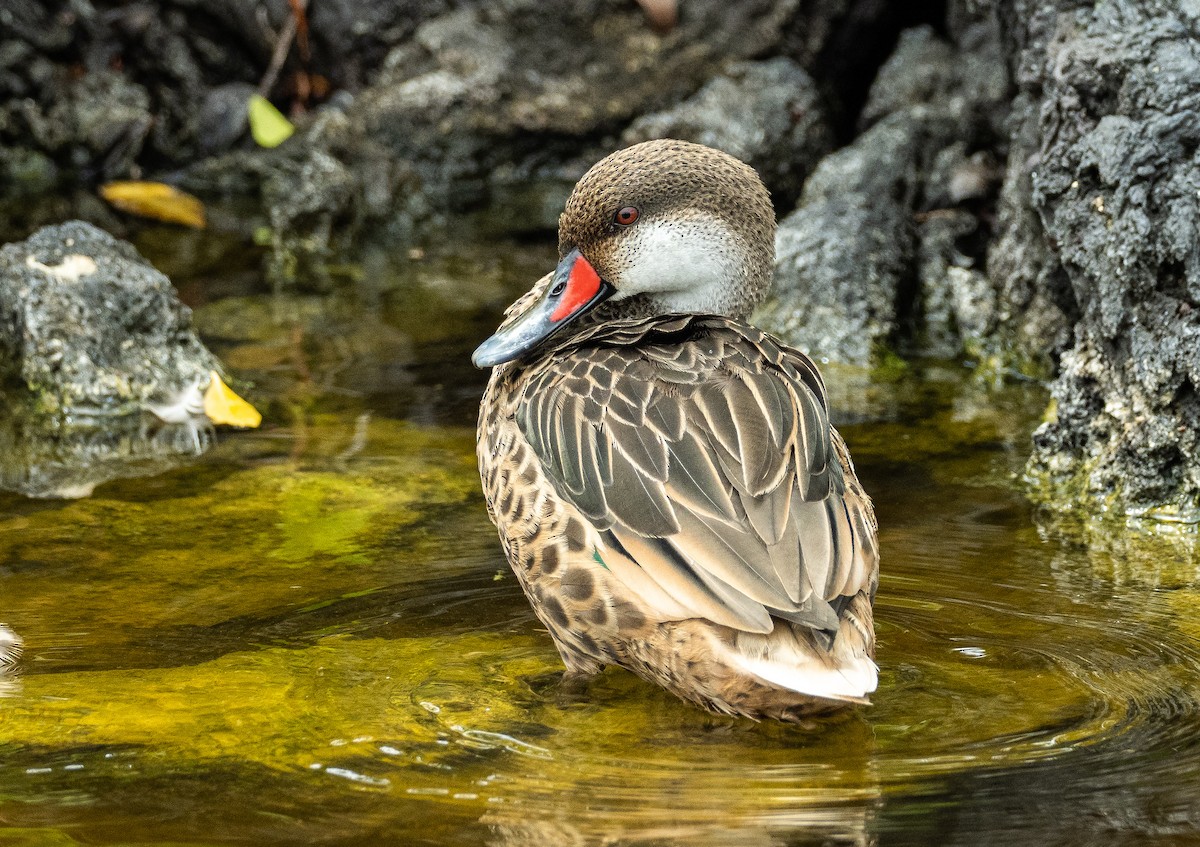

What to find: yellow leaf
left=203, top=371, right=262, bottom=428
left=247, top=94, right=295, bottom=148
left=99, top=181, right=207, bottom=229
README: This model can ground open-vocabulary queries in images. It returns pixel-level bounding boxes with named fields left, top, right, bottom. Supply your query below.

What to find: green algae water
left=2, top=228, right=1200, bottom=846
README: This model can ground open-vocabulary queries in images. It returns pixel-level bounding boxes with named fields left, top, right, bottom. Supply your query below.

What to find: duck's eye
left=550, top=280, right=566, bottom=296
left=614, top=206, right=640, bottom=226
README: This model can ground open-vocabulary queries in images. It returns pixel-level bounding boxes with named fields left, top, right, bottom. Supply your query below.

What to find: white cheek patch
left=615, top=216, right=744, bottom=315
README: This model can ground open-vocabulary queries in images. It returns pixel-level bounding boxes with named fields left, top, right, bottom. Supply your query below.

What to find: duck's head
left=472, top=139, right=776, bottom=368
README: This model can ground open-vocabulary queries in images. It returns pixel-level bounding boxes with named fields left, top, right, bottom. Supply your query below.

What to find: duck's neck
left=604, top=216, right=768, bottom=321
left=593, top=282, right=764, bottom=324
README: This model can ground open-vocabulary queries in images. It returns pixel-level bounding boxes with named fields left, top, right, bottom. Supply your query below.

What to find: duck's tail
left=726, top=592, right=877, bottom=703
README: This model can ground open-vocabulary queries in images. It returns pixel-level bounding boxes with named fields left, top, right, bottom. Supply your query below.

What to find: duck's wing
left=518, top=317, right=877, bottom=637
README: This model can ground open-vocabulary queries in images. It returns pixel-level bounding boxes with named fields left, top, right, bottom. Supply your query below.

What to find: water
left=1, top=225, right=1199, bottom=846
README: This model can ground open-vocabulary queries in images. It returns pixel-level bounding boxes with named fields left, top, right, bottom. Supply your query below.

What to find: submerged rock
left=1009, top=2, right=1200, bottom=519
left=757, top=22, right=1009, bottom=364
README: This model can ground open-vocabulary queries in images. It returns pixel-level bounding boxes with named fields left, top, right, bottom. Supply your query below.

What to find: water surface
left=1, top=227, right=1198, bottom=846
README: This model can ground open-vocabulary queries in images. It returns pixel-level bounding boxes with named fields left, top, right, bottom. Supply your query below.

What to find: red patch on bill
left=550, top=255, right=602, bottom=322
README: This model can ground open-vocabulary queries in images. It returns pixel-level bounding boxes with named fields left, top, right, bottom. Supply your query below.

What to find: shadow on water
left=1, top=226, right=1200, bottom=846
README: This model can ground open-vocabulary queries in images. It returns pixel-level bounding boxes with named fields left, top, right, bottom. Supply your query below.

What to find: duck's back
left=478, top=315, right=878, bottom=720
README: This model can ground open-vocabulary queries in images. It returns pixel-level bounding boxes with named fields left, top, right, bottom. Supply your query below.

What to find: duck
left=472, top=139, right=878, bottom=722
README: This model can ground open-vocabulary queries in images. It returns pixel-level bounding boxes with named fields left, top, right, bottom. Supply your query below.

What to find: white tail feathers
left=736, top=652, right=878, bottom=702
left=727, top=623, right=878, bottom=702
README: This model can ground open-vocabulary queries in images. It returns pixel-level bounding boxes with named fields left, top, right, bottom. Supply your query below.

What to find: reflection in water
left=0, top=410, right=212, bottom=498
left=484, top=799, right=877, bottom=846
left=0, top=236, right=1198, bottom=845
left=0, top=623, right=20, bottom=698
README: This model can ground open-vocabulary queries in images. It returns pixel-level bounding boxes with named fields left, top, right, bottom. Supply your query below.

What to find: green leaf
left=247, top=94, right=295, bottom=148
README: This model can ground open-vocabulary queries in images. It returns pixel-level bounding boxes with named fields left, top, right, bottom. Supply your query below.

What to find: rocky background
left=2, top=0, right=1199, bottom=522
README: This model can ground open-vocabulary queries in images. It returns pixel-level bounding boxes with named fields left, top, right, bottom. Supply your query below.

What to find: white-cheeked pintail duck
left=473, top=139, right=878, bottom=722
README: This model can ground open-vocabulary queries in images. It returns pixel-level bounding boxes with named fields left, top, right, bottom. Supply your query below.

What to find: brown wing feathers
left=517, top=316, right=868, bottom=637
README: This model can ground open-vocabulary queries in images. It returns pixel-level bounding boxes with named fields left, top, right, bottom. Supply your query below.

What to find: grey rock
left=0, top=0, right=459, bottom=176
left=0, top=146, right=60, bottom=196
left=0, top=221, right=222, bottom=415
left=195, top=82, right=257, bottom=155
left=261, top=148, right=359, bottom=288
left=345, top=0, right=800, bottom=216
left=758, top=112, right=920, bottom=363
left=3, top=0, right=885, bottom=268
left=860, top=22, right=1007, bottom=134
left=917, top=209, right=996, bottom=356
left=984, top=91, right=1077, bottom=378
left=8, top=68, right=154, bottom=179
left=189, top=0, right=803, bottom=267
left=362, top=0, right=798, bottom=141
left=622, top=57, right=833, bottom=207
left=0, top=1, right=77, bottom=56
left=759, top=22, right=1010, bottom=363
left=1009, top=1, right=1200, bottom=518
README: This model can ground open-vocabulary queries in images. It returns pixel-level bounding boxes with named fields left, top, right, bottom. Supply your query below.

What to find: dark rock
left=0, top=4, right=153, bottom=173
left=6, top=67, right=154, bottom=180
left=0, top=1, right=78, bottom=55
left=916, top=209, right=996, bottom=357
left=0, top=1, right=249, bottom=175
left=0, top=189, right=126, bottom=248
left=0, top=220, right=222, bottom=415
left=260, top=147, right=360, bottom=288
left=622, top=57, right=834, bottom=208
left=304, top=0, right=456, bottom=89
left=0, top=147, right=61, bottom=197
left=195, top=82, right=257, bottom=155
left=343, top=0, right=801, bottom=215
left=187, top=0, right=805, bottom=275
left=2, top=0, right=899, bottom=271
left=757, top=112, right=920, bottom=363
left=859, top=21, right=1007, bottom=134
left=779, top=0, right=942, bottom=138
left=759, top=22, right=1010, bottom=364
left=983, top=92, right=1078, bottom=378
left=64, top=71, right=155, bottom=177
left=1009, top=1, right=1200, bottom=519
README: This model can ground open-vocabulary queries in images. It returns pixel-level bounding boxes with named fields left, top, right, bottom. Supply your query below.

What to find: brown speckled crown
left=558, top=139, right=776, bottom=320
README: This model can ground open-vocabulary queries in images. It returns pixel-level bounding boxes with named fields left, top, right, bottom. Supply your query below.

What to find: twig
left=258, top=0, right=309, bottom=97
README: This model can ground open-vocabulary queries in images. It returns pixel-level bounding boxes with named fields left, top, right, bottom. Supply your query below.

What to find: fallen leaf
left=248, top=94, right=295, bottom=148
left=99, top=181, right=207, bottom=229
left=204, top=370, right=263, bottom=428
